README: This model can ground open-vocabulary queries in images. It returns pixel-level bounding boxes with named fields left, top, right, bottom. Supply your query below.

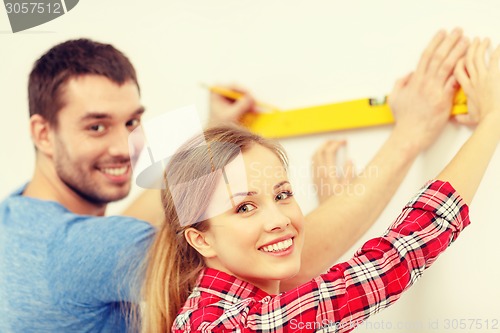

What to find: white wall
left=1, top=1, right=499, bottom=331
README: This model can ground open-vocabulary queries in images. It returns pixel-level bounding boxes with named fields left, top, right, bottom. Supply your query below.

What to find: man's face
left=50, top=74, right=144, bottom=205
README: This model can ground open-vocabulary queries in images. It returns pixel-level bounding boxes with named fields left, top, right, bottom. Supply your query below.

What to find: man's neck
left=24, top=164, right=107, bottom=216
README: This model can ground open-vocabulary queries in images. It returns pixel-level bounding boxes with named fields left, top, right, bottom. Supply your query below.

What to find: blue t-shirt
left=0, top=186, right=155, bottom=332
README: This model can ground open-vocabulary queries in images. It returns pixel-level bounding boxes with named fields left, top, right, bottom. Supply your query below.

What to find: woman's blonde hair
left=132, top=125, right=287, bottom=332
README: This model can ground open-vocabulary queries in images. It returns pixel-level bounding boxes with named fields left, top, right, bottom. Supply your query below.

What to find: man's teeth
left=102, top=166, right=128, bottom=176
left=261, top=238, right=293, bottom=253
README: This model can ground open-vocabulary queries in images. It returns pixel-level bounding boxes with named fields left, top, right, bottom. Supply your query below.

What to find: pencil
left=201, top=84, right=281, bottom=112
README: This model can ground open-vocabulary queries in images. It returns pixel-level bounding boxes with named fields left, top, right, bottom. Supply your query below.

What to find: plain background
left=1, top=1, right=499, bottom=332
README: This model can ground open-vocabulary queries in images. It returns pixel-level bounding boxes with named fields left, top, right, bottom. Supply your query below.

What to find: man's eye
left=127, top=118, right=141, bottom=129
left=275, top=191, right=293, bottom=201
left=237, top=203, right=256, bottom=214
left=89, top=124, right=106, bottom=133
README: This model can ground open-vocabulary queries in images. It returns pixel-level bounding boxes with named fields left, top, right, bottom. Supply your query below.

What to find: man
left=0, top=39, right=153, bottom=333
left=0, top=28, right=467, bottom=332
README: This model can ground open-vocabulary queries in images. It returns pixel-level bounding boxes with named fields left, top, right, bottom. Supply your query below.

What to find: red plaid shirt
left=173, top=180, right=470, bottom=332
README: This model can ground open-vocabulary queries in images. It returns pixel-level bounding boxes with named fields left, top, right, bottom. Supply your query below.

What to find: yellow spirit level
left=240, top=89, right=467, bottom=139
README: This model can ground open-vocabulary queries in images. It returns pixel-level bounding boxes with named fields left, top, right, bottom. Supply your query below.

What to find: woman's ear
left=30, top=114, right=54, bottom=156
left=184, top=228, right=216, bottom=258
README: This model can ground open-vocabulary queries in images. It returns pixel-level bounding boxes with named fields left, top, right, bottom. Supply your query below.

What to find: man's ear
left=30, top=114, right=54, bottom=156
left=184, top=228, right=216, bottom=258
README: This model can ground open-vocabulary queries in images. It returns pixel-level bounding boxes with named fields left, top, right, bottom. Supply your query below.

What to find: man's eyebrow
left=133, top=106, right=146, bottom=116
left=80, top=106, right=146, bottom=121
left=80, top=112, right=111, bottom=121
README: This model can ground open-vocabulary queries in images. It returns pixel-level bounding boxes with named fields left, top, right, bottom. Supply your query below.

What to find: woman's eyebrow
left=274, top=181, right=290, bottom=190
left=229, top=191, right=257, bottom=200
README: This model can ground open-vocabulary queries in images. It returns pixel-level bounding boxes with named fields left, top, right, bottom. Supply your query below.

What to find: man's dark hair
left=28, top=38, right=140, bottom=126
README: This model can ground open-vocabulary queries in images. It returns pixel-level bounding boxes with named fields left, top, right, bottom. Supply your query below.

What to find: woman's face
left=201, top=144, right=305, bottom=293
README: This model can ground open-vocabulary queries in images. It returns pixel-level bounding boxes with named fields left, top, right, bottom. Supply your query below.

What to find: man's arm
left=281, top=28, right=469, bottom=291
left=121, top=189, right=164, bottom=228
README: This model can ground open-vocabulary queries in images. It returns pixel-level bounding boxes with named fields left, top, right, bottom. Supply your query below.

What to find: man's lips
left=100, top=165, right=129, bottom=176
left=97, top=164, right=131, bottom=182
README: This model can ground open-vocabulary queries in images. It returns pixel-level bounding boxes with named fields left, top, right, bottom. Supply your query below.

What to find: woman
left=136, top=38, right=500, bottom=332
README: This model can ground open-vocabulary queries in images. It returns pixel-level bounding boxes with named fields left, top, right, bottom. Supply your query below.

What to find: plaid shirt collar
left=196, top=268, right=272, bottom=304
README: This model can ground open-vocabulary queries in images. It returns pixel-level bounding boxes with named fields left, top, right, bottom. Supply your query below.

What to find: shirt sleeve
left=305, top=179, right=470, bottom=332
left=47, top=215, right=155, bottom=305
left=209, top=180, right=470, bottom=332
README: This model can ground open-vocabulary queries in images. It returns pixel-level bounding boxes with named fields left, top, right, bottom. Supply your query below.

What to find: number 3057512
left=5, top=2, right=62, bottom=14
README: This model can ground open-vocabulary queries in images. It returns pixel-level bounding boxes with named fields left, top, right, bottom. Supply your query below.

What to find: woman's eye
left=89, top=124, right=106, bottom=133
left=237, top=203, right=256, bottom=214
left=275, top=191, right=293, bottom=201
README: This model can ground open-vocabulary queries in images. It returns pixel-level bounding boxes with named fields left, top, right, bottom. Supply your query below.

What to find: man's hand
left=208, top=85, right=256, bottom=126
left=389, top=28, right=469, bottom=151
left=311, top=140, right=355, bottom=204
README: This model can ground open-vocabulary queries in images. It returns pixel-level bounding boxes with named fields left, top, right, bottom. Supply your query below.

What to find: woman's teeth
left=261, top=238, right=293, bottom=253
